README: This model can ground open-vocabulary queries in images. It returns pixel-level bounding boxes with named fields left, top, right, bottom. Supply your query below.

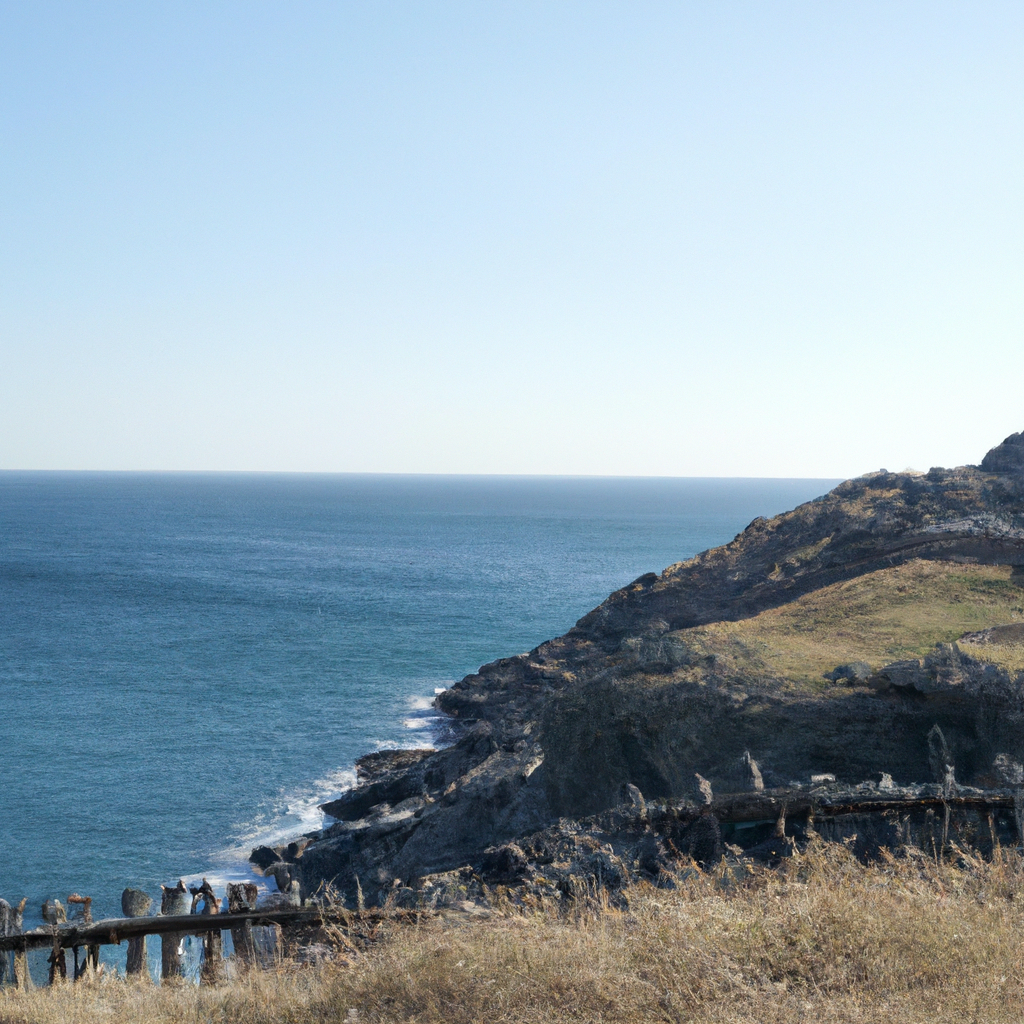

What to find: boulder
left=825, top=662, right=872, bottom=684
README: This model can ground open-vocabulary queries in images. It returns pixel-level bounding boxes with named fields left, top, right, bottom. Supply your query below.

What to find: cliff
left=256, top=431, right=1024, bottom=902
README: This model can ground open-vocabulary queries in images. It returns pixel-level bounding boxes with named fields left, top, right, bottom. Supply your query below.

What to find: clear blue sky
left=2, top=2, right=1022, bottom=476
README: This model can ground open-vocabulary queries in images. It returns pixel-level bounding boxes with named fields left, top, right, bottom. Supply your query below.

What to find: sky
left=1, top=2, right=1022, bottom=477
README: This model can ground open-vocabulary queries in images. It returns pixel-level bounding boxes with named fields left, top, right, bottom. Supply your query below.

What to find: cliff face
left=273, top=433, right=1024, bottom=902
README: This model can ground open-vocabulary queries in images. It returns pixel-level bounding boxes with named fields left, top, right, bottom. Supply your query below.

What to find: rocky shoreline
left=252, top=430, right=1024, bottom=908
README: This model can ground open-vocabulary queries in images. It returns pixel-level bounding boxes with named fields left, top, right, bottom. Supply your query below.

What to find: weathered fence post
left=159, top=880, right=189, bottom=982
left=278, top=881, right=303, bottom=959
left=226, top=883, right=258, bottom=965
left=0, top=900, right=12, bottom=986
left=0, top=899, right=15, bottom=986
left=47, top=940, right=67, bottom=984
left=0, top=898, right=30, bottom=988
left=189, top=879, right=222, bottom=984
left=42, top=899, right=67, bottom=984
left=121, top=888, right=153, bottom=977
left=68, top=894, right=99, bottom=978
left=11, top=899, right=31, bottom=989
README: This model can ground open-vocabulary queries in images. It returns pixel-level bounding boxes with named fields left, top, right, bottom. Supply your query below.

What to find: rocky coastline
left=252, top=430, right=1024, bottom=908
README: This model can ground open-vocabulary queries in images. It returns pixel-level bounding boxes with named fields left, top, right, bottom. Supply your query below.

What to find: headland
left=250, top=430, right=1024, bottom=909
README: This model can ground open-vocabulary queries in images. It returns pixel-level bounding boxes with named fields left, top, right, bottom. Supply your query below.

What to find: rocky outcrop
left=982, top=431, right=1024, bottom=476
left=532, top=644, right=1024, bottom=817
left=301, top=779, right=1021, bottom=911
left=255, top=431, right=1024, bottom=903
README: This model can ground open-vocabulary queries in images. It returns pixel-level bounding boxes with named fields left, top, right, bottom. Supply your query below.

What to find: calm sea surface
left=0, top=473, right=838, bottom=932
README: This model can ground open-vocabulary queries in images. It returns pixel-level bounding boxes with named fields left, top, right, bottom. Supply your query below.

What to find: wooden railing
left=1, top=881, right=411, bottom=988
left=0, top=905, right=332, bottom=955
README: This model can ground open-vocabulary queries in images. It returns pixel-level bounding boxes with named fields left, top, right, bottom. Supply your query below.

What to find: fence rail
left=0, top=905, right=411, bottom=956
left=0, top=907, right=329, bottom=955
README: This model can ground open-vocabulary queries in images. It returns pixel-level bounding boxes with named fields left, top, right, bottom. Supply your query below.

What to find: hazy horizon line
left=0, top=467, right=859, bottom=482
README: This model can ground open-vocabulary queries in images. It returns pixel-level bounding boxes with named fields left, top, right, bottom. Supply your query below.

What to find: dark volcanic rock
left=981, top=431, right=1024, bottom=476
left=250, top=846, right=282, bottom=872
left=258, top=431, right=1024, bottom=903
left=355, top=749, right=435, bottom=784
left=825, top=662, right=872, bottom=683
left=961, top=623, right=1024, bottom=645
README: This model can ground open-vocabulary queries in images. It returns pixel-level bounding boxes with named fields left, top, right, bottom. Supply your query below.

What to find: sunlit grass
left=6, top=840, right=1024, bottom=1023
left=669, top=559, right=1024, bottom=689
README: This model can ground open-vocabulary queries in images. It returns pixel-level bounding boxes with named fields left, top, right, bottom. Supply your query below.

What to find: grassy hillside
left=667, top=559, right=1024, bottom=690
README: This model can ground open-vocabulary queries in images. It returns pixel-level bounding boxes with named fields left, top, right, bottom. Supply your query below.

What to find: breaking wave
left=209, top=689, right=450, bottom=878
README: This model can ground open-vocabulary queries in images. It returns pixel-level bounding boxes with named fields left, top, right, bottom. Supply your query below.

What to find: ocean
left=0, top=472, right=838, bottom=937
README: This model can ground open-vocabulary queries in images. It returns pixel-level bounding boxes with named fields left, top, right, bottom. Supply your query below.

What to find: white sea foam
left=207, top=687, right=451, bottom=885
left=399, top=688, right=448, bottom=738
left=212, top=765, right=359, bottom=873
left=366, top=736, right=436, bottom=751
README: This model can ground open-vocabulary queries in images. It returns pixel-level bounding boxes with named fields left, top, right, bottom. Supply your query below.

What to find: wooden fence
left=0, top=880, right=408, bottom=988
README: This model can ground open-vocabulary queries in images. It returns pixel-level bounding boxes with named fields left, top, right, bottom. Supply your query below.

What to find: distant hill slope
left=284, top=431, right=1024, bottom=899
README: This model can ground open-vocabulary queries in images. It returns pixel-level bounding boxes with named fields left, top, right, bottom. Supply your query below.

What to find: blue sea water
left=0, top=472, right=838, bottom=937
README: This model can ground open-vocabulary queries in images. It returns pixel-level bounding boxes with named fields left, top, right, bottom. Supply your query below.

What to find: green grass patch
left=667, top=560, right=1024, bottom=690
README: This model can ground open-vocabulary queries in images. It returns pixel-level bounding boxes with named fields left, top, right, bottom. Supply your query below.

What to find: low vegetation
left=671, top=559, right=1024, bottom=689
left=5, top=838, right=1024, bottom=1023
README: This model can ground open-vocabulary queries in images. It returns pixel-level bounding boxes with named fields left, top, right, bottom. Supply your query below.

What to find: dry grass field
left=5, top=838, right=1024, bottom=1024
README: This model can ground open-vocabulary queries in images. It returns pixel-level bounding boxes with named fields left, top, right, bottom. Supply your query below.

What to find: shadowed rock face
left=982, top=431, right=1024, bottom=476
left=534, top=644, right=1024, bottom=818
left=268, top=432, right=1024, bottom=903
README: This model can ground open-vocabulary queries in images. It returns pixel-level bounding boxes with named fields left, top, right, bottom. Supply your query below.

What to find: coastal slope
left=263, top=431, right=1024, bottom=901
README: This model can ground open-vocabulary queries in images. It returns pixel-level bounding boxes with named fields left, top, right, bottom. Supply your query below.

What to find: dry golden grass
left=6, top=840, right=1024, bottom=1023
left=672, top=559, right=1024, bottom=688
